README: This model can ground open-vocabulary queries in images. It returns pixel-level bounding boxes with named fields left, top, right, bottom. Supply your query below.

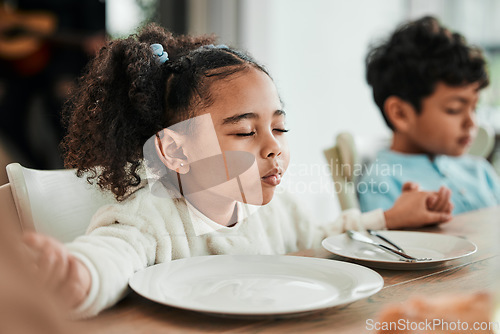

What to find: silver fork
left=347, top=230, right=432, bottom=262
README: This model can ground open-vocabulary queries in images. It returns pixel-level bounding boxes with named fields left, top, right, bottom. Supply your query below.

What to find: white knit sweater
left=66, top=187, right=385, bottom=318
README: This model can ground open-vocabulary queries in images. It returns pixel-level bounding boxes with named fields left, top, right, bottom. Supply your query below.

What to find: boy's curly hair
left=61, top=23, right=268, bottom=200
left=366, top=16, right=489, bottom=130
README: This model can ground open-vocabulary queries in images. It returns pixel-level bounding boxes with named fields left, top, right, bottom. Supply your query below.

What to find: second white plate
left=129, top=254, right=384, bottom=317
left=322, top=231, right=477, bottom=270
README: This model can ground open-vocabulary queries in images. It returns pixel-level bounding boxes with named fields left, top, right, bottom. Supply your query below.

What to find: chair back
left=323, top=132, right=361, bottom=210
left=469, top=123, right=495, bottom=158
left=6, top=163, right=116, bottom=243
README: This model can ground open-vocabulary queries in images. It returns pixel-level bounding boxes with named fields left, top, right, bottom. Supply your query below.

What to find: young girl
left=23, top=24, right=453, bottom=319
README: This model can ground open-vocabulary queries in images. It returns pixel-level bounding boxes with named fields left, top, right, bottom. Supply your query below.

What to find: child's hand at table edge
left=384, top=182, right=453, bottom=229
left=401, top=182, right=454, bottom=213
left=427, top=185, right=454, bottom=214
left=23, top=231, right=92, bottom=310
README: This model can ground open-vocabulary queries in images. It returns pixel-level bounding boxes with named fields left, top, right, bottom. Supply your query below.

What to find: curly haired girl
left=23, top=23, right=453, bottom=318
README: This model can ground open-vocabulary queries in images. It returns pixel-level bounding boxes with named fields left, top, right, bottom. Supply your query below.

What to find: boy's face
left=404, top=81, right=480, bottom=156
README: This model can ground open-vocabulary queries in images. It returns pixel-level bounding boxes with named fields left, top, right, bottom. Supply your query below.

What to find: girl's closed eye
left=227, top=125, right=255, bottom=137
left=234, top=129, right=289, bottom=137
left=236, top=131, right=256, bottom=137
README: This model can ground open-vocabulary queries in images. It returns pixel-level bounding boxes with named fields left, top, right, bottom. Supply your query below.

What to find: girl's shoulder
left=90, top=184, right=184, bottom=226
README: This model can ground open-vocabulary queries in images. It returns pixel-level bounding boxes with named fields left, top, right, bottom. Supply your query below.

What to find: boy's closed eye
left=444, top=106, right=477, bottom=115
left=445, top=108, right=463, bottom=115
left=442, top=95, right=478, bottom=115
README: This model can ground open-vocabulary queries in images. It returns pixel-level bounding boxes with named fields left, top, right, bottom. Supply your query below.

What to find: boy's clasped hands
left=384, top=182, right=453, bottom=229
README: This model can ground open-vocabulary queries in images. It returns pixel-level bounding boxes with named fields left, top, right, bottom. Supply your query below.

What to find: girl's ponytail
left=62, top=24, right=215, bottom=200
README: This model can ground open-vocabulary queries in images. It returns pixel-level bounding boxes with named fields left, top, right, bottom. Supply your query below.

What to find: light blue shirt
left=358, top=150, right=500, bottom=215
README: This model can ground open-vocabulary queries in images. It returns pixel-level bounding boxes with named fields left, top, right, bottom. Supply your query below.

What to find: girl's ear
left=155, top=129, right=189, bottom=174
left=384, top=96, right=416, bottom=133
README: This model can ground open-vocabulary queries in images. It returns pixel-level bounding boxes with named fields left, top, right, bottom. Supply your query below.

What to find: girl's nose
left=261, top=133, right=282, bottom=159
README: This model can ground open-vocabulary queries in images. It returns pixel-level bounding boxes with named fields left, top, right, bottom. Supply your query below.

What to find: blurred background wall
left=0, top=0, right=106, bottom=179
left=1, top=0, right=499, bottom=224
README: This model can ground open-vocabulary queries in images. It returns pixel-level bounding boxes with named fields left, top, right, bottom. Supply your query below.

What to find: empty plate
left=129, top=254, right=384, bottom=317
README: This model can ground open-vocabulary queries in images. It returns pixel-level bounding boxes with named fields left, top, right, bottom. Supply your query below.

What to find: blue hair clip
left=150, top=43, right=169, bottom=64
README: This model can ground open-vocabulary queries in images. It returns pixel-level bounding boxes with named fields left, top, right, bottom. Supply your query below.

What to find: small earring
left=180, top=163, right=184, bottom=167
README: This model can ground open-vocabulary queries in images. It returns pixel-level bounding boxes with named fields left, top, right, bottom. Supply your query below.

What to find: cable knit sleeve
left=309, top=208, right=385, bottom=248
left=65, top=190, right=175, bottom=319
left=320, top=208, right=386, bottom=239
left=276, top=192, right=387, bottom=250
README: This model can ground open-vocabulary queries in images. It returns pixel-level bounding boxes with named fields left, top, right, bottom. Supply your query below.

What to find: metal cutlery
left=346, top=230, right=431, bottom=262
left=366, top=229, right=406, bottom=253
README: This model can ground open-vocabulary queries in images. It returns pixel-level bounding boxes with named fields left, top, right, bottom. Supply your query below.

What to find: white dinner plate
left=129, top=255, right=384, bottom=317
left=322, top=231, right=477, bottom=270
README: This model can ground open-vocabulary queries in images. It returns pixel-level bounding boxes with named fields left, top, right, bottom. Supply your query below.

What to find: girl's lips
left=261, top=173, right=282, bottom=186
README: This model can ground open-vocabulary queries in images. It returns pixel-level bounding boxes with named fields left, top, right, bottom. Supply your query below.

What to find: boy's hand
left=23, top=232, right=91, bottom=309
left=401, top=181, right=420, bottom=192
left=384, top=183, right=453, bottom=229
left=426, top=186, right=453, bottom=213
left=401, top=182, right=454, bottom=213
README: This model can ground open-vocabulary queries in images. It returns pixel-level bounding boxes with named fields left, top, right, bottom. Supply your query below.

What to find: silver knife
left=366, top=229, right=406, bottom=253
left=346, top=230, right=418, bottom=262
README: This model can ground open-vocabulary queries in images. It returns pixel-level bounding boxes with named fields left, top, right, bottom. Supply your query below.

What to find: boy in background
left=359, top=16, right=500, bottom=214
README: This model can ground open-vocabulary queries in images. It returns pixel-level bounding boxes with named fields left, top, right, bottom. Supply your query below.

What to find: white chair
left=469, top=123, right=495, bottom=158
left=6, top=163, right=117, bottom=243
left=324, top=132, right=391, bottom=210
left=324, top=125, right=495, bottom=211
left=323, top=133, right=360, bottom=211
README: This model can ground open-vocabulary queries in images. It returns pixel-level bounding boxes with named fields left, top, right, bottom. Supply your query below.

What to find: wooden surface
left=79, top=206, right=500, bottom=334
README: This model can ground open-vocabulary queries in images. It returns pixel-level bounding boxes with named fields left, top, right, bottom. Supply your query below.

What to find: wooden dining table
left=79, top=206, right=500, bottom=334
